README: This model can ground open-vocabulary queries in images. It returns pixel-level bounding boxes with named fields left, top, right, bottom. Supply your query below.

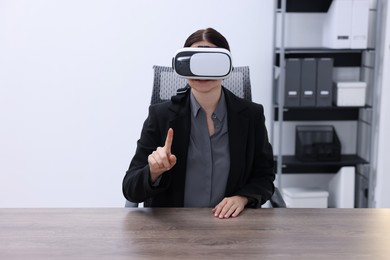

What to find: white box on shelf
left=322, top=0, right=369, bottom=49
left=334, top=81, right=367, bottom=106
left=282, top=187, right=329, bottom=208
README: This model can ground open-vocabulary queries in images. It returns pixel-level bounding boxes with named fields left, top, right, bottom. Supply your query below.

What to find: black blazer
left=122, top=86, right=275, bottom=208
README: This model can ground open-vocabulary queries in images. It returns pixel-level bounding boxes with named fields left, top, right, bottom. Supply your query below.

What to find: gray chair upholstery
left=125, top=65, right=286, bottom=208
left=269, top=187, right=287, bottom=208
left=151, top=65, right=252, bottom=104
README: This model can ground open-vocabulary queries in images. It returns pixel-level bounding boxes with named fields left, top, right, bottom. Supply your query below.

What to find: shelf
left=275, top=155, right=368, bottom=173
left=274, top=107, right=361, bottom=121
left=277, top=48, right=368, bottom=54
left=275, top=49, right=363, bottom=67
left=277, top=0, right=332, bottom=13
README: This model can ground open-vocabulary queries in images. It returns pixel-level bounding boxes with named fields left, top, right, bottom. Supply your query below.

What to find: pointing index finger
left=164, top=128, right=174, bottom=154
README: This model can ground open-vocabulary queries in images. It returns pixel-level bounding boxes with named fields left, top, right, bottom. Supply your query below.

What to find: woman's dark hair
left=184, top=28, right=230, bottom=51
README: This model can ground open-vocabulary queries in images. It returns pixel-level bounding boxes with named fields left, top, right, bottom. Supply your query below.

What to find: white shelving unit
left=271, top=0, right=380, bottom=208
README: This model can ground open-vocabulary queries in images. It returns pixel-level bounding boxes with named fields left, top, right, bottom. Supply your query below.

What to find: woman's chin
left=188, top=79, right=222, bottom=92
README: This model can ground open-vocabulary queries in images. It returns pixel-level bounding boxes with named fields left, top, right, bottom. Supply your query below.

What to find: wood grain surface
left=0, top=208, right=389, bottom=259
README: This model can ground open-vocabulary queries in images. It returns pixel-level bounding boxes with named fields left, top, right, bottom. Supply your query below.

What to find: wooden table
left=0, top=208, right=389, bottom=259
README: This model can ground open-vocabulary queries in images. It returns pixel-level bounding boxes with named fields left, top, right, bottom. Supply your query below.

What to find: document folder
left=300, top=58, right=317, bottom=107
left=316, top=58, right=334, bottom=107
left=284, top=58, right=301, bottom=107
left=323, top=0, right=353, bottom=49
left=323, top=0, right=369, bottom=49
left=351, top=0, right=369, bottom=49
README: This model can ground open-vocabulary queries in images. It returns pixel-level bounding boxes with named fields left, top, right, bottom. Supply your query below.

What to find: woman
left=122, top=28, right=275, bottom=218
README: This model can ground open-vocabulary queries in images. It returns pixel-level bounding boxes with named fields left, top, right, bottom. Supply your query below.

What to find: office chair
left=125, top=65, right=286, bottom=208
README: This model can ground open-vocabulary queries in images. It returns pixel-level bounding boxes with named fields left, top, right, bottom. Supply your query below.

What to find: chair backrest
left=151, top=65, right=252, bottom=105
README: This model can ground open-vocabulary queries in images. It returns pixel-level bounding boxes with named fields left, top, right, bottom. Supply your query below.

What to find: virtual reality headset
left=172, top=47, right=233, bottom=80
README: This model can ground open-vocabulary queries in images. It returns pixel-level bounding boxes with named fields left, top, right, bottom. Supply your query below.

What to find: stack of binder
left=322, top=0, right=370, bottom=49
left=279, top=58, right=334, bottom=107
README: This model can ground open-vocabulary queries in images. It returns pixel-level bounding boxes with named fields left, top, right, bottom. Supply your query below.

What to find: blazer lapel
left=167, top=87, right=191, bottom=206
left=224, top=89, right=250, bottom=195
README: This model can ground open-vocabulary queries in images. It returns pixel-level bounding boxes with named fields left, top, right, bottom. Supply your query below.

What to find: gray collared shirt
left=184, top=89, right=230, bottom=207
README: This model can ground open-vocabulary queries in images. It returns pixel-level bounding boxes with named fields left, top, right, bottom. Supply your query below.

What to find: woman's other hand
left=212, top=195, right=249, bottom=219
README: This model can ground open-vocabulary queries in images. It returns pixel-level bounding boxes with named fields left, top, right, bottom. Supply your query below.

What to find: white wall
left=0, top=0, right=275, bottom=207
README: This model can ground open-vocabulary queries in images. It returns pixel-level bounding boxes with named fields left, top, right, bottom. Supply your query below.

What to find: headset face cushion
left=172, top=47, right=232, bottom=79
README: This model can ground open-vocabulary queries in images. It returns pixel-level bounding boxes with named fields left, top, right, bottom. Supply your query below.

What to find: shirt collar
left=213, top=90, right=227, bottom=122
left=190, top=90, right=201, bottom=118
